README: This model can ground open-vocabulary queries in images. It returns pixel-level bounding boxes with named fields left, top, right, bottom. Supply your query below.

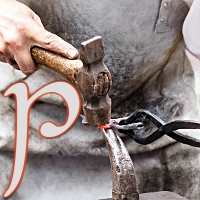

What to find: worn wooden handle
left=31, top=46, right=83, bottom=85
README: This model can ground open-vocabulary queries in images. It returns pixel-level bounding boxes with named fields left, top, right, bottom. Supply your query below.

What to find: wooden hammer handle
left=31, top=46, right=83, bottom=85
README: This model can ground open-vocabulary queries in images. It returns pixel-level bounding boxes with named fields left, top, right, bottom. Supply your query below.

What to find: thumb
left=34, top=29, right=78, bottom=59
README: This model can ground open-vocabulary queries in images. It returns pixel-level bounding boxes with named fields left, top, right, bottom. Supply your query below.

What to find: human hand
left=0, top=0, right=78, bottom=75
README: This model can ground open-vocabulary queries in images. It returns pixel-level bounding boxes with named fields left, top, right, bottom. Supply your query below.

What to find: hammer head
left=77, top=36, right=112, bottom=125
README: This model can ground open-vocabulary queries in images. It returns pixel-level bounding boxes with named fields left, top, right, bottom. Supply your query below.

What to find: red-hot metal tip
left=98, top=124, right=111, bottom=129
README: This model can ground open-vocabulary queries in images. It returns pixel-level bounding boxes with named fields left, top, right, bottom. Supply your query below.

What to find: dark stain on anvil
left=100, top=191, right=187, bottom=200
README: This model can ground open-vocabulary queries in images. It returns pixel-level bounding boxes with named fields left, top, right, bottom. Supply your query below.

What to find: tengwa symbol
left=3, top=81, right=81, bottom=198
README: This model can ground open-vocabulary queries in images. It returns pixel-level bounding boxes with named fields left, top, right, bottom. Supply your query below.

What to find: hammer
left=31, top=36, right=111, bottom=125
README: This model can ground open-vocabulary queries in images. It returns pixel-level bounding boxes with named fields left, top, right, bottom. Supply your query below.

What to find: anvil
left=99, top=128, right=187, bottom=200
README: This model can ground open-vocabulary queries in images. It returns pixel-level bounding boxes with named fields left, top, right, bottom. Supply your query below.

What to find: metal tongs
left=82, top=109, right=200, bottom=147
left=116, top=109, right=200, bottom=147
left=81, top=109, right=200, bottom=199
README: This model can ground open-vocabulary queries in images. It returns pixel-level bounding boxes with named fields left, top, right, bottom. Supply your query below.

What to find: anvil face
left=100, top=191, right=187, bottom=200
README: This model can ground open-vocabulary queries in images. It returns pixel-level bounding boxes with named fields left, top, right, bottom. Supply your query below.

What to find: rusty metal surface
left=31, top=36, right=112, bottom=125
left=78, top=36, right=112, bottom=125
left=102, top=128, right=139, bottom=200
left=100, top=191, right=187, bottom=200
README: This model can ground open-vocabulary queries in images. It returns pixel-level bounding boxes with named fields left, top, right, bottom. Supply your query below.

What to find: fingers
left=34, top=29, right=78, bottom=59
left=5, top=57, right=20, bottom=70
left=0, top=41, right=19, bottom=69
left=14, top=49, right=39, bottom=75
left=0, top=53, right=20, bottom=70
left=0, top=52, right=6, bottom=63
left=1, top=50, right=38, bottom=74
left=0, top=37, right=6, bottom=63
left=32, top=13, right=44, bottom=28
left=0, top=34, right=37, bottom=73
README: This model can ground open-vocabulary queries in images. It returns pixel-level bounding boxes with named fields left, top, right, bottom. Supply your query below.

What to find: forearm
left=183, top=0, right=200, bottom=58
left=182, top=0, right=194, bottom=8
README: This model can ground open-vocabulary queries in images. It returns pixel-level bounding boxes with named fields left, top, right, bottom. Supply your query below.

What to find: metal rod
left=102, top=128, right=139, bottom=200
